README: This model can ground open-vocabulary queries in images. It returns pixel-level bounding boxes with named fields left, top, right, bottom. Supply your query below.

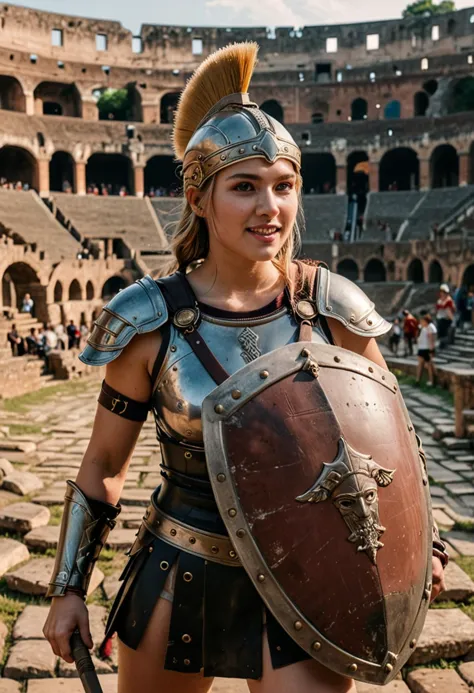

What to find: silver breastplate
left=151, top=305, right=330, bottom=446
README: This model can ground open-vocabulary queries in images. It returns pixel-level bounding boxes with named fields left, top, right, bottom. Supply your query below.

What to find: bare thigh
left=118, top=596, right=214, bottom=693
left=247, top=632, right=356, bottom=693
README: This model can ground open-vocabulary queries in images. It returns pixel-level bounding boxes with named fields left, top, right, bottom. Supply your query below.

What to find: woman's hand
left=430, top=556, right=446, bottom=602
left=43, top=593, right=93, bottom=663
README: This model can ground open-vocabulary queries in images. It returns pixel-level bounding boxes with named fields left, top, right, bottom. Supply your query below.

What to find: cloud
left=205, top=0, right=304, bottom=26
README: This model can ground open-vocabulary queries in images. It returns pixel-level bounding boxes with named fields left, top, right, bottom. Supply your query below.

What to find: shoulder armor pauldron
left=316, top=267, right=391, bottom=338
left=79, top=275, right=168, bottom=366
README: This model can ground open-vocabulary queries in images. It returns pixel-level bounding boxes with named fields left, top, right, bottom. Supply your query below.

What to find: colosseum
left=1, top=2, right=474, bottom=395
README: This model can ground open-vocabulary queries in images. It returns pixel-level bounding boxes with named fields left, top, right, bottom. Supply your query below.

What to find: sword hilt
left=70, top=630, right=103, bottom=693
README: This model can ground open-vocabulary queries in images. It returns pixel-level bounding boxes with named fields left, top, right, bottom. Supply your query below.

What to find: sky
left=6, top=0, right=474, bottom=33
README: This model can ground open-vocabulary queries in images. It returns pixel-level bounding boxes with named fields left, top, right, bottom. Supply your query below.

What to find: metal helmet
left=172, top=43, right=301, bottom=191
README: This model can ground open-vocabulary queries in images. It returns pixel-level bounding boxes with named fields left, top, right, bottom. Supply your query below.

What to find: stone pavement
left=0, top=379, right=473, bottom=691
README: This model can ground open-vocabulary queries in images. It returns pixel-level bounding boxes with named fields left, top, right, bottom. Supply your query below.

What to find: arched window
left=69, top=279, right=82, bottom=301
left=384, top=100, right=401, bottom=119
left=53, top=281, right=63, bottom=302
left=0, top=75, right=26, bottom=112
left=430, top=145, right=459, bottom=188
left=145, top=156, right=180, bottom=195
left=34, top=81, right=81, bottom=118
left=260, top=100, right=284, bottom=124
left=364, top=259, right=386, bottom=282
left=102, top=276, right=127, bottom=300
left=301, top=153, right=336, bottom=194
left=337, top=259, right=359, bottom=281
left=0, top=145, right=38, bottom=191
left=407, top=258, right=424, bottom=283
left=160, top=92, right=180, bottom=124
left=86, top=153, right=133, bottom=196
left=351, top=98, right=368, bottom=121
left=86, top=281, right=94, bottom=300
left=50, top=151, right=75, bottom=193
left=429, top=260, right=443, bottom=284
left=414, top=91, right=429, bottom=117
left=379, top=148, right=419, bottom=191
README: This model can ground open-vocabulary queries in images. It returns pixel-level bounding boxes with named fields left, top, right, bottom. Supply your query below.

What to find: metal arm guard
left=79, top=275, right=168, bottom=367
left=46, top=481, right=121, bottom=598
left=316, top=267, right=391, bottom=338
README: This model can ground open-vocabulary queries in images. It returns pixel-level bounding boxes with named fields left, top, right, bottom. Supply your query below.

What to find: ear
left=186, top=187, right=204, bottom=216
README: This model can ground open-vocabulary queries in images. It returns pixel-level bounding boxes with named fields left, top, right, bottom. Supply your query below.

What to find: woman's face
left=197, top=157, right=298, bottom=265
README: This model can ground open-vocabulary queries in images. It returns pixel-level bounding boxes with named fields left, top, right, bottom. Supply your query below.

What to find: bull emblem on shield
left=296, top=438, right=396, bottom=564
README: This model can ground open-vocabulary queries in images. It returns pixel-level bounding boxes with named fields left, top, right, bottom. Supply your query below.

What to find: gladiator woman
left=43, top=43, right=447, bottom=693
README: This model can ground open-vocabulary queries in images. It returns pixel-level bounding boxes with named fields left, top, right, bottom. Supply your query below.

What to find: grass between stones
left=393, top=372, right=454, bottom=406
left=1, top=380, right=94, bottom=414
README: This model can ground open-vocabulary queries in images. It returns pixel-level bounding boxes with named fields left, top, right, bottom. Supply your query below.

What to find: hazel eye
left=276, top=182, right=293, bottom=191
left=234, top=182, right=254, bottom=192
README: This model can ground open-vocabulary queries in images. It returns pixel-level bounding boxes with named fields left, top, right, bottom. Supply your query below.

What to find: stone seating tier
left=0, top=190, right=80, bottom=263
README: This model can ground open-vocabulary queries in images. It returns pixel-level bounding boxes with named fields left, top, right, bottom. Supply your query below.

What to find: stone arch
left=384, top=100, right=401, bottom=119
left=351, top=98, right=368, bottom=121
left=145, top=155, right=180, bottom=195
left=68, top=279, right=82, bottom=300
left=126, top=83, right=143, bottom=122
left=260, top=99, right=284, bottom=124
left=347, top=151, right=369, bottom=196
left=86, top=281, right=94, bottom=300
left=301, top=153, right=336, bottom=194
left=50, top=151, right=75, bottom=193
left=1, top=261, right=46, bottom=320
left=364, top=258, right=386, bottom=282
left=430, top=144, right=459, bottom=188
left=423, top=80, right=438, bottom=96
left=337, top=258, right=359, bottom=281
left=53, top=280, right=63, bottom=302
left=0, top=146, right=38, bottom=190
left=0, top=75, right=26, bottom=112
left=86, top=153, right=133, bottom=195
left=379, top=148, right=419, bottom=192
left=160, top=92, right=180, bottom=124
left=462, top=264, right=474, bottom=289
left=449, top=76, right=474, bottom=114
left=407, top=258, right=424, bottom=283
left=414, top=91, right=429, bottom=117
left=102, top=275, right=127, bottom=300
left=34, top=81, right=81, bottom=118
left=429, top=260, right=443, bottom=284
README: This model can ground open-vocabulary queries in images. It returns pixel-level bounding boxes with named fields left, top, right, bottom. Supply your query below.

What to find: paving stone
left=446, top=483, right=474, bottom=496
left=13, top=606, right=48, bottom=640
left=88, top=605, right=107, bottom=653
left=27, top=676, right=118, bottom=692
left=407, top=668, right=468, bottom=693
left=5, top=557, right=104, bottom=596
left=32, top=489, right=66, bottom=505
left=410, top=609, right=474, bottom=664
left=4, top=640, right=56, bottom=679
left=142, top=473, right=162, bottom=488
left=444, top=532, right=474, bottom=556
left=0, top=503, right=50, bottom=533
left=119, top=488, right=151, bottom=506
left=430, top=486, right=448, bottom=498
left=449, top=463, right=473, bottom=472
left=438, top=561, right=474, bottom=601
left=24, top=525, right=59, bottom=552
left=443, top=438, right=472, bottom=451
left=459, top=496, right=474, bottom=509
left=0, top=458, right=15, bottom=477
left=103, top=570, right=122, bottom=601
left=429, top=467, right=463, bottom=484
left=106, top=528, right=136, bottom=551
left=0, top=538, right=29, bottom=576
left=2, top=471, right=43, bottom=496
left=459, top=661, right=474, bottom=685
left=456, top=456, right=474, bottom=464
left=432, top=508, right=455, bottom=530
left=0, top=490, right=27, bottom=508
left=356, top=682, right=409, bottom=693
left=58, top=655, right=113, bottom=678
left=123, top=518, right=141, bottom=529
left=0, top=682, right=21, bottom=692
left=0, top=441, right=36, bottom=454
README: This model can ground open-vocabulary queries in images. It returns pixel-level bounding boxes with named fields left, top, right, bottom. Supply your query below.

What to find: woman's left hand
left=431, top=556, right=446, bottom=602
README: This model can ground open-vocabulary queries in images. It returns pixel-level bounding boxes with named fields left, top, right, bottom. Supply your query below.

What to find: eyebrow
left=226, top=172, right=297, bottom=182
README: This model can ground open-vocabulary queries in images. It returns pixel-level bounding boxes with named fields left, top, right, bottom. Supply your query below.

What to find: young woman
left=43, top=43, right=447, bottom=693
left=417, top=314, right=437, bottom=386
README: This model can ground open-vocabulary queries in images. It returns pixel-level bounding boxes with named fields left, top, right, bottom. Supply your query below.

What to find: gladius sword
left=71, top=630, right=104, bottom=693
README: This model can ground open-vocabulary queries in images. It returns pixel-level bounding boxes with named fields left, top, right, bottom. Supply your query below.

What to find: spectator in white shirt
left=416, top=314, right=437, bottom=387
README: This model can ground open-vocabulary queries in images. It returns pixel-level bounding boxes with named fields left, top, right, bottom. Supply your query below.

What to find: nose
left=256, top=188, right=280, bottom=219
left=355, top=498, right=371, bottom=519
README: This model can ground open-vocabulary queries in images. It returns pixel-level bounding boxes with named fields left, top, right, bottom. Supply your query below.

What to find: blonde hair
left=168, top=173, right=304, bottom=289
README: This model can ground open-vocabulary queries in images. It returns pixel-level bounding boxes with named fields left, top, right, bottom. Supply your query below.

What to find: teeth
left=249, top=227, right=278, bottom=235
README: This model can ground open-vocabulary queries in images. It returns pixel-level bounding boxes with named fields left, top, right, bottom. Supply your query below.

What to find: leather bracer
left=46, top=481, right=121, bottom=598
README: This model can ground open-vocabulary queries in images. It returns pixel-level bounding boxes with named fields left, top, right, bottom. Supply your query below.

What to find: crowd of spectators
left=389, top=283, right=474, bottom=386
left=86, top=182, right=129, bottom=197
left=0, top=178, right=30, bottom=191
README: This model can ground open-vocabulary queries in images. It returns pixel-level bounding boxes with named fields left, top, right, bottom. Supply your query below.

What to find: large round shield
left=202, top=342, right=432, bottom=684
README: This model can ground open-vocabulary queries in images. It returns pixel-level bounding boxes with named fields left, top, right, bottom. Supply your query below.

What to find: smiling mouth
left=246, top=226, right=281, bottom=236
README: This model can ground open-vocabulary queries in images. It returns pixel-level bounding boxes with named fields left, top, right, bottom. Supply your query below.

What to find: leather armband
left=98, top=380, right=150, bottom=422
left=46, top=481, right=121, bottom=598
left=432, top=523, right=449, bottom=569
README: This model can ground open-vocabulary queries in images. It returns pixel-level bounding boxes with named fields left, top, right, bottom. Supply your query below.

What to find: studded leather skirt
left=103, top=478, right=310, bottom=679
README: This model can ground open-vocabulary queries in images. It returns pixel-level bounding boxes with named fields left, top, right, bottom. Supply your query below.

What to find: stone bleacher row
left=1, top=188, right=473, bottom=269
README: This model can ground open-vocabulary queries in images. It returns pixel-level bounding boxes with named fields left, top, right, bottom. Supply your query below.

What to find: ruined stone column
left=38, top=158, right=50, bottom=197
left=75, top=162, right=86, bottom=196
left=134, top=166, right=144, bottom=198
left=24, top=91, right=35, bottom=116
left=419, top=159, right=430, bottom=191
left=368, top=161, right=379, bottom=192
left=336, top=165, right=347, bottom=194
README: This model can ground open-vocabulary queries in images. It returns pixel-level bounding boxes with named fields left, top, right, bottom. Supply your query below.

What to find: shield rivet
left=294, top=621, right=303, bottom=631
left=183, top=572, right=193, bottom=582
left=260, top=370, right=269, bottom=379
left=184, top=658, right=191, bottom=666
left=410, top=639, right=417, bottom=648
left=228, top=508, right=237, bottom=518
left=257, top=574, right=266, bottom=582
left=231, top=389, right=242, bottom=400
left=211, top=546, right=219, bottom=554
left=149, top=546, right=153, bottom=553
left=189, top=537, right=196, bottom=545
left=236, top=529, right=246, bottom=538
left=220, top=154, right=227, bottom=161
left=217, top=473, right=226, bottom=482
left=229, top=550, right=237, bottom=559
left=160, top=561, right=170, bottom=571
left=170, top=345, right=177, bottom=352
left=367, top=319, right=373, bottom=326
left=215, top=404, right=225, bottom=414
left=385, top=664, right=393, bottom=673
left=348, top=664, right=358, bottom=673
left=239, top=147, right=245, bottom=154
left=182, top=634, right=192, bottom=644
left=170, top=529, right=177, bottom=536
left=184, top=451, right=192, bottom=459
left=369, top=366, right=374, bottom=373
left=301, top=348, right=310, bottom=357
left=334, top=356, right=341, bottom=363
left=312, top=641, right=321, bottom=651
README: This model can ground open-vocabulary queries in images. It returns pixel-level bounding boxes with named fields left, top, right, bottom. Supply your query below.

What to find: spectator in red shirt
left=435, top=284, right=455, bottom=348
left=402, top=309, right=419, bottom=357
